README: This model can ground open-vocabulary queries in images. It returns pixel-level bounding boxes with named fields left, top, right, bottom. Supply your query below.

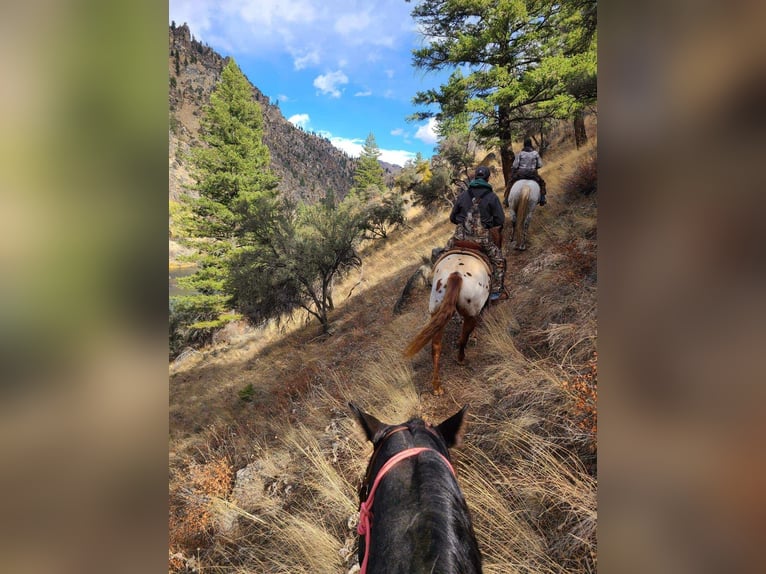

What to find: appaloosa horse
left=349, top=403, right=482, bottom=574
left=404, top=245, right=491, bottom=395
left=506, top=179, right=541, bottom=250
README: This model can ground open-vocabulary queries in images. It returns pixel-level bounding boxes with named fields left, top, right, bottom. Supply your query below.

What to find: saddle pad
left=434, top=247, right=492, bottom=274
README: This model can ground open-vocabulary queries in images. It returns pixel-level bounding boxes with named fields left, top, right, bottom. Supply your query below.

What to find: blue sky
left=169, top=0, right=450, bottom=166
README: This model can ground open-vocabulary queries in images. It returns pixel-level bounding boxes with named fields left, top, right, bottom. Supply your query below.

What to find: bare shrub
left=562, top=151, right=597, bottom=197
left=169, top=457, right=233, bottom=562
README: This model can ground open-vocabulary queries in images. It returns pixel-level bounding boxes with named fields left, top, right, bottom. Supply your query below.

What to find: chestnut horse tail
left=404, top=272, right=462, bottom=358
left=513, top=186, right=530, bottom=245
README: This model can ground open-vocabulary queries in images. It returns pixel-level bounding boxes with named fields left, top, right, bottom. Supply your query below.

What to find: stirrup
left=490, top=290, right=509, bottom=302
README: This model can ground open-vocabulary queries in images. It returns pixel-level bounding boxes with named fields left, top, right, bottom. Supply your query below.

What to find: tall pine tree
left=353, top=133, right=386, bottom=198
left=171, top=59, right=277, bottom=354
left=408, top=0, right=597, bottom=186
left=350, top=133, right=404, bottom=239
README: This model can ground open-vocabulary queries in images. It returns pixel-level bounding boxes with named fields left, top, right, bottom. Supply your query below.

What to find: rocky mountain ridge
left=169, top=23, right=362, bottom=204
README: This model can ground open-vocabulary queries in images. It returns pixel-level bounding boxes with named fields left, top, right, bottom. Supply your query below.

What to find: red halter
left=357, top=446, right=455, bottom=574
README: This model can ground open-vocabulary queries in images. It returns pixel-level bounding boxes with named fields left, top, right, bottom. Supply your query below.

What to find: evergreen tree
left=353, top=133, right=385, bottom=197
left=349, top=132, right=405, bottom=239
left=409, top=0, right=597, bottom=186
left=171, top=59, right=277, bottom=353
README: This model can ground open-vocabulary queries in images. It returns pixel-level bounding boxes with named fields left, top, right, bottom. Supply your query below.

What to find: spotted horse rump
left=404, top=248, right=491, bottom=395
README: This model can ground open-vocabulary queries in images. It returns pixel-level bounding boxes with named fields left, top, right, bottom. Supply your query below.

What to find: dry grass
left=169, top=456, right=233, bottom=553
left=169, top=120, right=597, bottom=573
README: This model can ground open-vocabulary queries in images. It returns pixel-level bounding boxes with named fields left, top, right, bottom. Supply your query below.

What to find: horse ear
left=349, top=402, right=386, bottom=443
left=436, top=405, right=469, bottom=448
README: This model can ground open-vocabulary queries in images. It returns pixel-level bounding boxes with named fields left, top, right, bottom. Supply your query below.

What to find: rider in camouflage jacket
left=446, top=166, right=508, bottom=301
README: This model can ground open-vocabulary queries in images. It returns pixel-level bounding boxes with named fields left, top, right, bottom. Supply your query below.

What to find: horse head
left=349, top=403, right=482, bottom=573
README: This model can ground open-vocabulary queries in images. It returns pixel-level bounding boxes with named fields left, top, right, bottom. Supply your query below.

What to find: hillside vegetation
left=169, top=121, right=597, bottom=573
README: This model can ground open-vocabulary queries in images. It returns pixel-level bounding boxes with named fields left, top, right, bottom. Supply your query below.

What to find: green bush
left=238, top=383, right=255, bottom=402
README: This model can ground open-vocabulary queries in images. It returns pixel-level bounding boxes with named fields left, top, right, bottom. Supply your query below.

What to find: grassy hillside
left=169, top=126, right=597, bottom=573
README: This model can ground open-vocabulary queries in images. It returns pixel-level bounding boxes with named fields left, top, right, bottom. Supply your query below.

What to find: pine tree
left=347, top=132, right=404, bottom=239
left=353, top=133, right=385, bottom=197
left=171, top=59, right=277, bottom=353
left=409, top=0, right=597, bottom=186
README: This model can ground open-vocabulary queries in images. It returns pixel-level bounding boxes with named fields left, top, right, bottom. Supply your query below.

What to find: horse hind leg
left=519, top=218, right=532, bottom=250
left=509, top=211, right=517, bottom=245
left=457, top=316, right=478, bottom=364
left=430, top=328, right=446, bottom=395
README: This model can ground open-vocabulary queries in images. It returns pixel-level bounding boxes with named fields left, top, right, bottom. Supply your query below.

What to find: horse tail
left=513, top=186, right=530, bottom=244
left=404, top=272, right=462, bottom=358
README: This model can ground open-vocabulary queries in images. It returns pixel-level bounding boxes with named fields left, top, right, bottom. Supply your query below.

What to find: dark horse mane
left=350, top=404, right=483, bottom=574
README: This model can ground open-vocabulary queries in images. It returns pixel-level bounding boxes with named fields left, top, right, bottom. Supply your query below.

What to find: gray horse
left=506, top=179, right=541, bottom=250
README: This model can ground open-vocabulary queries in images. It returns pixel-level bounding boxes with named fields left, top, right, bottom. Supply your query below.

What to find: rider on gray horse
left=506, top=138, right=547, bottom=206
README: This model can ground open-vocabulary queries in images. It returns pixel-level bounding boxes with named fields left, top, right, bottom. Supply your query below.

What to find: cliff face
left=169, top=23, right=356, bottom=204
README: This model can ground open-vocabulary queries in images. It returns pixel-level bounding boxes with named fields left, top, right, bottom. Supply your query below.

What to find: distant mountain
left=379, top=160, right=403, bottom=188
left=169, top=23, right=367, bottom=204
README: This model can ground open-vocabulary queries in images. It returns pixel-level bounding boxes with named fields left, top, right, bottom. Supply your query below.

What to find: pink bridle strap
left=357, top=447, right=455, bottom=574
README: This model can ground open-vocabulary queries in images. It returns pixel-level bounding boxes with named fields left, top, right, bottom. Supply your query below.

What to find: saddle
left=435, top=240, right=493, bottom=272
left=509, top=170, right=546, bottom=192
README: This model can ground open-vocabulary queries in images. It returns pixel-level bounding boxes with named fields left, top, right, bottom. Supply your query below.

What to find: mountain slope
left=168, top=23, right=356, bottom=205
left=169, top=122, right=598, bottom=573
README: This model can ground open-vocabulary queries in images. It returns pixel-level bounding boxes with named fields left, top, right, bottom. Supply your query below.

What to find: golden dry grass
left=169, top=121, right=597, bottom=573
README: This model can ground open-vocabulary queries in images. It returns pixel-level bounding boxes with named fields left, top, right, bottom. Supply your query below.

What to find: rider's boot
left=538, top=179, right=548, bottom=205
left=489, top=261, right=508, bottom=303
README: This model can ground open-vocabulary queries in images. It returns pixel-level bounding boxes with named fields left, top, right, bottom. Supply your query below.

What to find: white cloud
left=320, top=133, right=413, bottom=166
left=239, top=0, right=317, bottom=27
left=385, top=69, right=395, bottom=79
left=390, top=128, right=405, bottom=136
left=322, top=135, right=415, bottom=167
left=335, top=12, right=371, bottom=35
left=354, top=90, right=373, bottom=97
left=170, top=0, right=416, bottom=61
left=277, top=94, right=290, bottom=102
left=313, top=70, right=348, bottom=98
left=169, top=1, right=213, bottom=34
left=326, top=135, right=364, bottom=157
left=379, top=149, right=416, bottom=166
left=414, top=117, right=439, bottom=144
left=288, top=113, right=311, bottom=128
left=293, top=49, right=320, bottom=70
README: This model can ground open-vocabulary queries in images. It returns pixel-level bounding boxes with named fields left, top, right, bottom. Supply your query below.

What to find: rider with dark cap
left=505, top=137, right=547, bottom=206
left=445, top=165, right=508, bottom=302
